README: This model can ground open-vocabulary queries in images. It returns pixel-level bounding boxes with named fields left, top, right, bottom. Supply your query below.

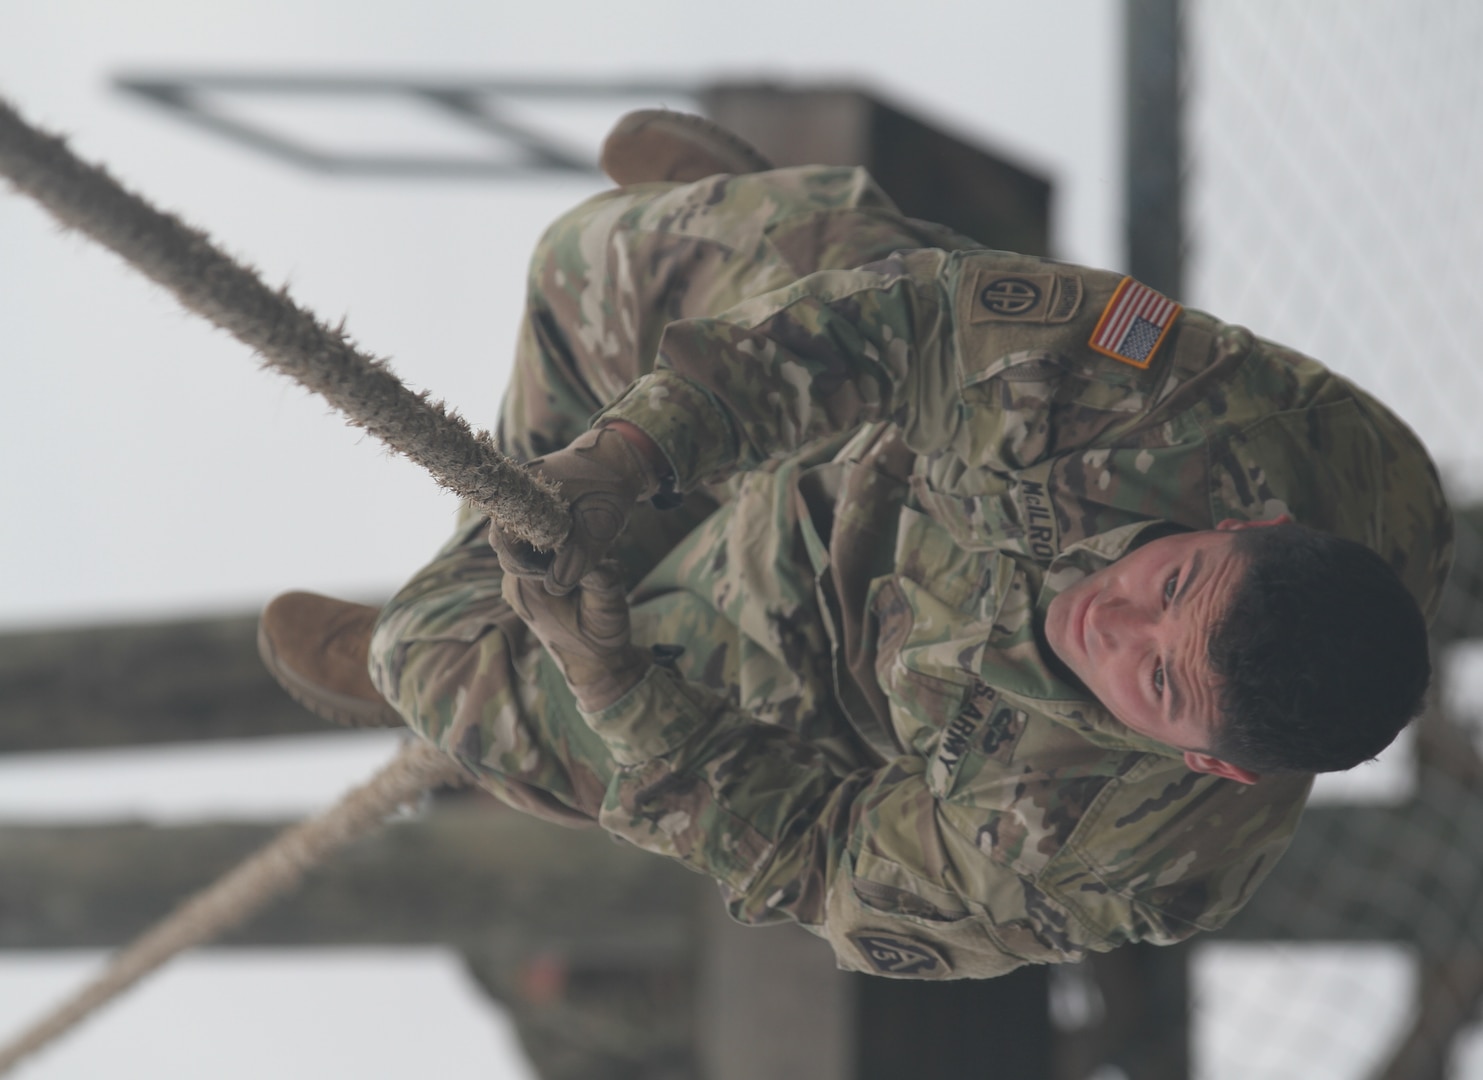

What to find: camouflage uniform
left=369, top=166, right=1453, bottom=980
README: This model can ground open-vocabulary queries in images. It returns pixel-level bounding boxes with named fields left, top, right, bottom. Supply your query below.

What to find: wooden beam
left=0, top=614, right=327, bottom=753
left=0, top=806, right=702, bottom=958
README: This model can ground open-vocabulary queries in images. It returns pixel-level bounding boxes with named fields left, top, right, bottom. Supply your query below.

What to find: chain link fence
left=1183, top=2, right=1483, bottom=1076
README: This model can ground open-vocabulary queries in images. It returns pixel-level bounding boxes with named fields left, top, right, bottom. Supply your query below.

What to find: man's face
left=1043, top=520, right=1275, bottom=783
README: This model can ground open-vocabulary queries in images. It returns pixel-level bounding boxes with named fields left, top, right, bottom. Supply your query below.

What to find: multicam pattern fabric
left=370, top=166, right=1453, bottom=979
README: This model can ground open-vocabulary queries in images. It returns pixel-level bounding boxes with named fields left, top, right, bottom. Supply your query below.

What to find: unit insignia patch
left=971, top=271, right=1084, bottom=325
left=849, top=931, right=949, bottom=977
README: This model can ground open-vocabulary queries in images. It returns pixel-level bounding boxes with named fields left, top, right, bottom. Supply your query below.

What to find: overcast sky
left=0, top=0, right=1118, bottom=633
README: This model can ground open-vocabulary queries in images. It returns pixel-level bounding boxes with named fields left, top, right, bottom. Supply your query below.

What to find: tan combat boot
left=257, top=591, right=404, bottom=728
left=599, top=109, right=774, bottom=186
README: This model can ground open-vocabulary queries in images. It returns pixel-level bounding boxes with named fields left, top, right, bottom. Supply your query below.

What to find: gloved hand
left=491, top=425, right=666, bottom=596
left=502, top=563, right=651, bottom=712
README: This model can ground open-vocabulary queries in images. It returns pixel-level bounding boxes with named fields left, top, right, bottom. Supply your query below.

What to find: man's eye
left=1163, top=572, right=1179, bottom=605
left=1153, top=662, right=1165, bottom=696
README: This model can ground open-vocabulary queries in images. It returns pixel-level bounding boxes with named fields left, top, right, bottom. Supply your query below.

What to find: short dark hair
left=1207, top=523, right=1431, bottom=774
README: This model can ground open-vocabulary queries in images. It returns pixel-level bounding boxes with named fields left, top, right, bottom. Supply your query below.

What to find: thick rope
left=0, top=95, right=569, bottom=550
left=0, top=741, right=467, bottom=1075
left=0, top=94, right=547, bottom=1069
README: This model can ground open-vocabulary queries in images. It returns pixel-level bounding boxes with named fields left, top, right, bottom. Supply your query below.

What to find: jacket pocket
left=850, top=848, right=971, bottom=924
left=871, top=574, right=987, bottom=758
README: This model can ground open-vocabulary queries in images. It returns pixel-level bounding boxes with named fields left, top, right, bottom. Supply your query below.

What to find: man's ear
left=1184, top=751, right=1261, bottom=785
left=1216, top=514, right=1293, bottom=531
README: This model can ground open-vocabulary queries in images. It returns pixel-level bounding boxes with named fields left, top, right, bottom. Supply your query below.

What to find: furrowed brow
left=1174, top=550, right=1203, bottom=609
left=1167, top=550, right=1205, bottom=721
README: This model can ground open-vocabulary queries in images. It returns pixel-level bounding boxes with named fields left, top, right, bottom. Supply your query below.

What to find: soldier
left=259, top=110, right=1451, bottom=979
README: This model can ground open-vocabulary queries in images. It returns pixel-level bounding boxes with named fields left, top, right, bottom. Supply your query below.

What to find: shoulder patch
left=970, top=271, right=1084, bottom=325
left=848, top=931, right=949, bottom=977
left=1088, top=277, right=1181, bottom=369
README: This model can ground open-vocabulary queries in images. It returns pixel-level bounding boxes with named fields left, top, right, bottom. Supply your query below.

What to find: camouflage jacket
left=578, top=248, right=1453, bottom=980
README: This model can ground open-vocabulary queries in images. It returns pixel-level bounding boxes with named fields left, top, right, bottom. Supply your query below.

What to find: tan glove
left=491, top=426, right=666, bottom=596
left=502, top=563, right=651, bottom=712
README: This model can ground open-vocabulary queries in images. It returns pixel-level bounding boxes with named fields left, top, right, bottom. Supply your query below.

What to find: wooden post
left=689, top=83, right=1060, bottom=1079
left=700, top=84, right=1052, bottom=256
left=696, top=900, right=853, bottom=1080
left=854, top=966, right=1052, bottom=1080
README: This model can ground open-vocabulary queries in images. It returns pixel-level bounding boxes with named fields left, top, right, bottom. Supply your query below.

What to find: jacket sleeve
left=582, top=663, right=1141, bottom=980
left=595, top=248, right=1176, bottom=491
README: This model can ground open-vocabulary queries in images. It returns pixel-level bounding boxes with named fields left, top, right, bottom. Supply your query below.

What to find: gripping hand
left=491, top=426, right=663, bottom=595
left=502, top=563, right=651, bottom=712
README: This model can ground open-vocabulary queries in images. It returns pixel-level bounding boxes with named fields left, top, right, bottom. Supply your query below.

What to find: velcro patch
left=849, top=931, right=948, bottom=977
left=970, top=271, right=1084, bottom=325
left=1088, top=277, right=1181, bottom=368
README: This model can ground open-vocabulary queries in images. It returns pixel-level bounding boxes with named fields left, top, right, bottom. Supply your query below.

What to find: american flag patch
left=1088, top=277, right=1182, bottom=369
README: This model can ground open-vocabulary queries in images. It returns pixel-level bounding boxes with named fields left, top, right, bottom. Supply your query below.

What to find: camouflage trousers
left=369, top=166, right=966, bottom=828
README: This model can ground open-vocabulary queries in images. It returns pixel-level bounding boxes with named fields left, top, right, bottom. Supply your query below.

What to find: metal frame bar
left=115, top=73, right=701, bottom=177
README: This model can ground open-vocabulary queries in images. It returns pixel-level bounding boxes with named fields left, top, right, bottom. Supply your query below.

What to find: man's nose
left=1092, top=596, right=1153, bottom=646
